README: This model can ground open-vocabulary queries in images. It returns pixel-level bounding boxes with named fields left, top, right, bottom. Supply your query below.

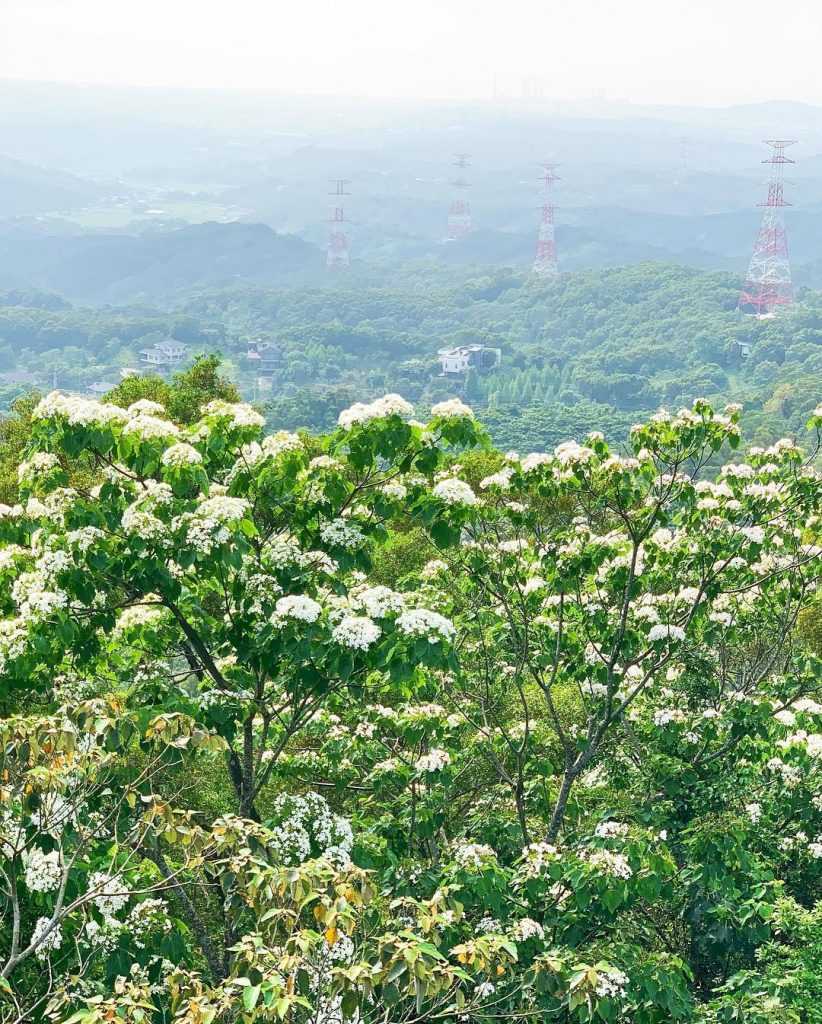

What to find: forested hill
left=1, top=262, right=819, bottom=448
left=205, top=262, right=821, bottom=447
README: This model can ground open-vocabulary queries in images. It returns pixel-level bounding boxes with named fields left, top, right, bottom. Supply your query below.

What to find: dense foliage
left=0, top=385, right=819, bottom=1024
left=2, top=263, right=821, bottom=449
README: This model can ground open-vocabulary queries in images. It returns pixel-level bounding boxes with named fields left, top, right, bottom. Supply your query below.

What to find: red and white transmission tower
left=446, top=153, right=472, bottom=240
left=327, top=179, right=351, bottom=270
left=533, top=162, right=560, bottom=277
left=739, top=140, right=797, bottom=318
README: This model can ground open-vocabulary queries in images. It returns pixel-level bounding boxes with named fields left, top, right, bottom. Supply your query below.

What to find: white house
left=438, top=344, right=501, bottom=376
left=138, top=341, right=188, bottom=369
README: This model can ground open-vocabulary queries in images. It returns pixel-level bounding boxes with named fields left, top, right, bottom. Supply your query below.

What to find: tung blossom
left=332, top=615, right=382, bottom=650
left=273, top=595, right=323, bottom=624
left=415, top=748, right=451, bottom=772
left=430, top=398, right=474, bottom=419
left=337, top=394, right=414, bottom=429
left=647, top=624, right=687, bottom=643
left=432, top=478, right=478, bottom=506
left=161, top=442, right=203, bottom=467
left=396, top=609, right=456, bottom=643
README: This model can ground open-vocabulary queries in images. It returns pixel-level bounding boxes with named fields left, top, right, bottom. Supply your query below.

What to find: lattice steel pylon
left=327, top=179, right=351, bottom=270
left=739, top=141, right=797, bottom=317
left=532, top=162, right=560, bottom=277
left=446, top=154, right=472, bottom=240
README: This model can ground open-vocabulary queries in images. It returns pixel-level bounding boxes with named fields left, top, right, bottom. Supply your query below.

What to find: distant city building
left=438, top=344, right=501, bottom=376
left=139, top=341, right=187, bottom=370
left=87, top=381, right=113, bottom=396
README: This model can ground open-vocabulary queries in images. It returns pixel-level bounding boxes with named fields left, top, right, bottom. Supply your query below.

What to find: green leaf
left=243, top=984, right=261, bottom=1011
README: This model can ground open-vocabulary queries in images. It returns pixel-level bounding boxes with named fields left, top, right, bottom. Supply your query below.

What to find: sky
left=1, top=0, right=820, bottom=106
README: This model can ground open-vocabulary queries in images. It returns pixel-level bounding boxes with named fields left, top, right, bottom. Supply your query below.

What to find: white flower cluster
left=766, top=757, right=801, bottom=788
left=602, top=454, right=640, bottom=474
left=586, top=849, right=633, bottom=879
left=478, top=915, right=501, bottom=933
left=554, top=440, right=596, bottom=467
left=653, top=708, right=686, bottom=727
left=323, top=933, right=355, bottom=963
left=121, top=501, right=167, bottom=542
left=332, top=615, right=382, bottom=650
left=0, top=618, right=29, bottom=676
left=520, top=452, right=553, bottom=473
left=272, top=594, right=323, bottom=624
left=67, top=525, right=105, bottom=554
left=263, top=532, right=303, bottom=569
left=10, top=569, right=68, bottom=624
left=433, top=477, right=478, bottom=506
left=319, top=518, right=365, bottom=550
left=233, top=432, right=304, bottom=477
left=262, top=430, right=303, bottom=457
left=31, top=916, right=63, bottom=959
left=123, top=413, right=180, bottom=441
left=349, top=584, right=406, bottom=618
left=120, top=481, right=174, bottom=542
left=337, top=394, right=414, bottom=429
left=88, top=871, right=130, bottom=916
left=17, top=451, right=60, bottom=485
left=161, top=442, right=203, bottom=467
left=415, top=748, right=451, bottom=772
left=594, top=820, right=629, bottom=839
left=430, top=398, right=473, bottom=419
left=127, top=399, right=166, bottom=416
left=648, top=624, right=687, bottom=643
left=23, top=847, right=62, bottom=892
left=0, top=809, right=26, bottom=858
left=479, top=468, right=514, bottom=490
left=33, top=392, right=129, bottom=428
left=202, top=400, right=265, bottom=429
left=396, top=608, right=456, bottom=643
left=649, top=527, right=677, bottom=550
left=421, top=559, right=448, bottom=579
left=595, top=966, right=628, bottom=1000
left=269, top=792, right=353, bottom=867
left=745, top=802, right=762, bottom=824
left=308, top=455, right=342, bottom=472
left=511, top=917, right=544, bottom=941
left=83, top=916, right=121, bottom=953
left=381, top=481, right=408, bottom=500
left=113, top=599, right=167, bottom=636
left=124, top=898, right=172, bottom=948
left=453, top=842, right=497, bottom=870
left=520, top=841, right=560, bottom=879
left=181, top=495, right=250, bottom=554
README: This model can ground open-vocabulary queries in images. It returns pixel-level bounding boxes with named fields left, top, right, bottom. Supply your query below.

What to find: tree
left=0, top=390, right=819, bottom=1024
left=104, top=354, right=241, bottom=425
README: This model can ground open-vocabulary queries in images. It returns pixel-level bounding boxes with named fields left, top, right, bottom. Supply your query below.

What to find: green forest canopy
left=1, top=262, right=820, bottom=449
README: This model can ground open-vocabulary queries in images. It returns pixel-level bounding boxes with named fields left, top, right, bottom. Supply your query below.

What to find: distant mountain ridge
left=0, top=221, right=323, bottom=302
left=0, top=153, right=102, bottom=218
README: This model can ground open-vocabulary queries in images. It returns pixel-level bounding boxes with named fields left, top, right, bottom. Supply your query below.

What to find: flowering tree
left=0, top=390, right=819, bottom=1023
left=413, top=401, right=822, bottom=842
left=0, top=391, right=490, bottom=1020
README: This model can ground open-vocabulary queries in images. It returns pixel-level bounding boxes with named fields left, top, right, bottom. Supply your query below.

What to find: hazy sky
left=1, top=0, right=819, bottom=106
